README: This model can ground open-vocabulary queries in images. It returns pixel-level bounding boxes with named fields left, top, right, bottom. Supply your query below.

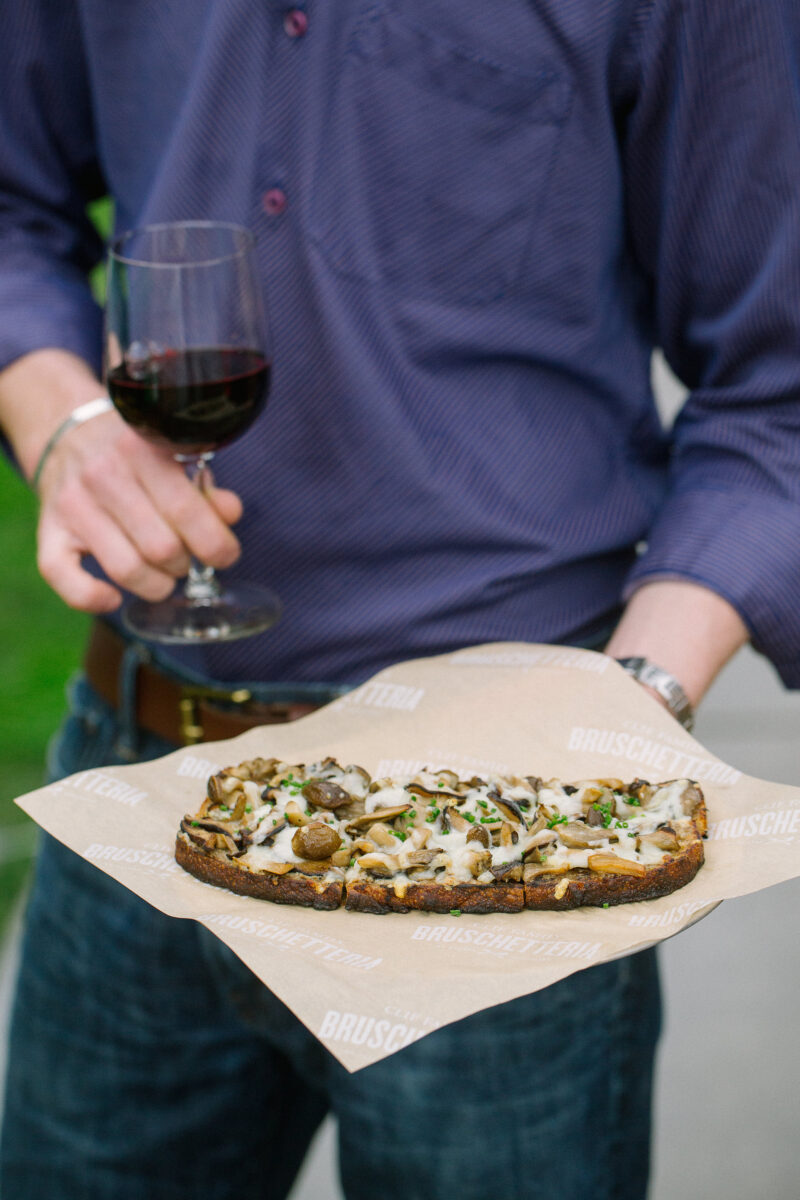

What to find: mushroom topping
left=293, top=859, right=336, bottom=876
left=258, top=861, right=295, bottom=875
left=680, top=783, right=703, bottom=817
left=354, top=854, right=400, bottom=877
left=558, top=822, right=618, bottom=849
left=403, top=849, right=440, bottom=868
left=587, top=852, right=647, bottom=877
left=229, top=791, right=249, bottom=823
left=284, top=799, right=312, bottom=826
left=366, top=821, right=401, bottom=849
left=500, top=823, right=515, bottom=848
left=432, top=769, right=461, bottom=789
left=291, top=822, right=343, bottom=860
left=301, top=780, right=351, bottom=810
left=463, top=849, right=492, bottom=876
left=466, top=825, right=490, bottom=848
left=639, top=827, right=680, bottom=852
left=586, top=806, right=606, bottom=828
left=346, top=804, right=410, bottom=830
left=440, top=806, right=472, bottom=834
left=246, top=757, right=283, bottom=783
left=525, top=776, right=543, bottom=793
left=523, top=861, right=569, bottom=882
left=494, top=796, right=527, bottom=826
left=180, top=819, right=218, bottom=848
left=627, top=778, right=654, bottom=805
left=249, top=819, right=288, bottom=846
left=406, top=783, right=461, bottom=804
left=206, top=774, right=229, bottom=806
left=491, top=862, right=523, bottom=882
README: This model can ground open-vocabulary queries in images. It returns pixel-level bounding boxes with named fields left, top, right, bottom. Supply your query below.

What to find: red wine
left=107, top=347, right=270, bottom=455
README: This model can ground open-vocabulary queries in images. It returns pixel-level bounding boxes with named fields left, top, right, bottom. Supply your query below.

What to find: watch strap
left=615, top=657, right=694, bottom=731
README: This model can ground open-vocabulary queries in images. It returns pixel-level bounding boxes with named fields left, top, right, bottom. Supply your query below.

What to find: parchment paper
left=16, top=643, right=800, bottom=1071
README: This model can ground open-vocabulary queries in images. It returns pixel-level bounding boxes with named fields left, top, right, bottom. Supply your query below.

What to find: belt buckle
left=178, top=683, right=253, bottom=745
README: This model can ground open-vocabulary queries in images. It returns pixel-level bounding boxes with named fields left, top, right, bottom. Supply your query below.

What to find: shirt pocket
left=308, top=4, right=573, bottom=306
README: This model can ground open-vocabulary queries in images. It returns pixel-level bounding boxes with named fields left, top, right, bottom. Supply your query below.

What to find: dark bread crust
left=345, top=879, right=524, bottom=914
left=524, top=825, right=704, bottom=910
left=175, top=833, right=343, bottom=910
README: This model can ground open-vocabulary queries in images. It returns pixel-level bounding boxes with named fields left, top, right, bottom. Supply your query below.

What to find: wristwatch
left=615, top=657, right=695, bottom=731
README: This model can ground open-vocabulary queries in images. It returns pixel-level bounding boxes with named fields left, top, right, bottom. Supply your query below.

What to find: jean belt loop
left=114, top=639, right=152, bottom=762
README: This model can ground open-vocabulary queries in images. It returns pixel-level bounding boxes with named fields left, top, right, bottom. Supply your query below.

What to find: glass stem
left=180, top=454, right=222, bottom=603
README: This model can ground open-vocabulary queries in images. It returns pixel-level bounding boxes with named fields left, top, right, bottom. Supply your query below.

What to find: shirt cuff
left=624, top=487, right=800, bottom=688
left=0, top=268, right=103, bottom=376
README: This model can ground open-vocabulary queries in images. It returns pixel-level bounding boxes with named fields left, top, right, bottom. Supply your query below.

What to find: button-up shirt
left=2, top=1, right=800, bottom=686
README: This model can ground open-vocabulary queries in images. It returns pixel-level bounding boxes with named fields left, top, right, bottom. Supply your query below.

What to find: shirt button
left=283, top=9, right=309, bottom=38
left=262, top=188, right=288, bottom=217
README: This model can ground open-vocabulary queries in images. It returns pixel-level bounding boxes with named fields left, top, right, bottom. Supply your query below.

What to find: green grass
left=0, top=461, right=89, bottom=930
left=0, top=198, right=110, bottom=933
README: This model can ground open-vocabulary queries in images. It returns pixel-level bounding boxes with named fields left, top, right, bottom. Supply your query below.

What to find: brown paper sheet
left=16, top=643, right=800, bottom=1071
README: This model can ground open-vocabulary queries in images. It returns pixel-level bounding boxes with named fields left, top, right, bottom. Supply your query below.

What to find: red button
left=283, top=9, right=308, bottom=38
left=262, top=188, right=288, bottom=217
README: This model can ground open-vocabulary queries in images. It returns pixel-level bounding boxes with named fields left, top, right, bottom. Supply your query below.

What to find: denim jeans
left=1, top=675, right=661, bottom=1199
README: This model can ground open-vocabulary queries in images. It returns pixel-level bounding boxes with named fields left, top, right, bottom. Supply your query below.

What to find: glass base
left=121, top=582, right=282, bottom=644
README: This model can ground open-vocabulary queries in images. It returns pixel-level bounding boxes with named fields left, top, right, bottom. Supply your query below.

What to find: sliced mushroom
left=523, top=862, right=569, bottom=881
left=249, top=819, right=288, bottom=846
left=291, top=822, right=343, bottom=860
left=587, top=853, right=647, bottom=877
left=441, top=807, right=472, bottom=833
left=525, top=776, right=543, bottom=793
left=403, top=849, right=440, bottom=868
left=293, top=858, right=337, bottom=876
left=680, top=783, right=704, bottom=817
left=206, top=774, right=229, bottom=806
left=257, top=860, right=295, bottom=875
left=466, top=825, right=490, bottom=848
left=431, top=769, right=461, bottom=790
left=639, top=827, right=680, bottom=852
left=302, top=780, right=351, bottom=810
left=463, top=849, right=492, bottom=876
left=331, top=847, right=353, bottom=868
left=354, top=853, right=400, bottom=877
left=180, top=819, right=218, bottom=848
left=557, top=822, right=618, bottom=849
left=627, top=778, right=654, bottom=805
left=494, top=796, right=527, bottom=826
left=410, top=826, right=432, bottom=850
left=346, top=804, right=410, bottom=830
left=490, top=862, right=523, bottom=882
left=284, top=799, right=312, bottom=827
left=406, top=783, right=462, bottom=804
left=367, top=821, right=401, bottom=849
left=246, top=757, right=283, bottom=783
left=500, top=823, right=515, bottom=848
left=586, top=806, right=606, bottom=828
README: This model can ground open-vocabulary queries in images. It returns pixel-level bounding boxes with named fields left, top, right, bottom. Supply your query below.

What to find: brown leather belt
left=84, top=621, right=328, bottom=746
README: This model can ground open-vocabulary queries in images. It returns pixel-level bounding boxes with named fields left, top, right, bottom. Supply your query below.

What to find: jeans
left=1, top=675, right=661, bottom=1199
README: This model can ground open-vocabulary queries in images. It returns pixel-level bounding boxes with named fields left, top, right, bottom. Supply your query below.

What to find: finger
left=206, top=486, right=244, bottom=527
left=82, top=453, right=191, bottom=576
left=128, top=446, right=241, bottom=568
left=50, top=485, right=178, bottom=602
left=38, top=522, right=122, bottom=613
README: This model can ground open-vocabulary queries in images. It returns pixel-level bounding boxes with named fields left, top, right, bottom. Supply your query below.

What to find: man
left=1, top=2, right=798, bottom=1197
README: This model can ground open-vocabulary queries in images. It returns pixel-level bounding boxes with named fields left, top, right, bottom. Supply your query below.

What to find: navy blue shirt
left=2, top=1, right=800, bottom=686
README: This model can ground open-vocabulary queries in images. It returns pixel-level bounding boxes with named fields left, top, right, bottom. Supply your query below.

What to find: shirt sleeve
left=0, top=1, right=106, bottom=377
left=620, top=0, right=800, bottom=686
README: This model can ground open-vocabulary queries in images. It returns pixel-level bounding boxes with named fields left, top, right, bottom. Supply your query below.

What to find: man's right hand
left=1, top=348, right=243, bottom=613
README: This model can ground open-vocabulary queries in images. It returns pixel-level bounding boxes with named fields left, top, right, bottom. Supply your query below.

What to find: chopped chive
left=245, top=805, right=253, bottom=813
left=602, top=902, right=610, bottom=909
left=191, top=820, right=200, bottom=827
left=449, top=908, right=462, bottom=916
left=463, top=812, right=475, bottom=822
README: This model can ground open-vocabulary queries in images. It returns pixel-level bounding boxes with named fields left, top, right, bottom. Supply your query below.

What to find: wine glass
left=104, top=220, right=281, bottom=643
